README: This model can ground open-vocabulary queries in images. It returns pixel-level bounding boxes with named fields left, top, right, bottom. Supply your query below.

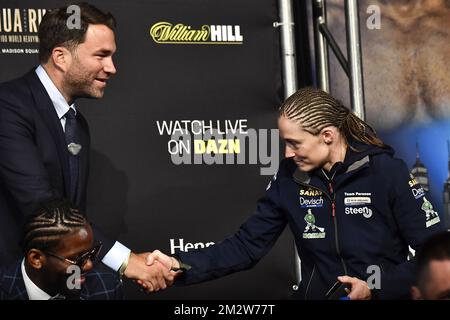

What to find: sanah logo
left=408, top=176, right=419, bottom=188
left=150, top=22, right=243, bottom=44
left=299, top=188, right=322, bottom=197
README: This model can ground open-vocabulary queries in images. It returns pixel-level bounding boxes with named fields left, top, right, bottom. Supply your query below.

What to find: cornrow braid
left=279, top=87, right=385, bottom=149
left=22, top=198, right=86, bottom=253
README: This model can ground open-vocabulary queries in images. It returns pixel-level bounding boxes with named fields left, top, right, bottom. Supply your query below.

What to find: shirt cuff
left=101, top=241, right=131, bottom=272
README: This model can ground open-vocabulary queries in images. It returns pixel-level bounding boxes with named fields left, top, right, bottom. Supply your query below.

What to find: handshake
left=124, top=250, right=184, bottom=292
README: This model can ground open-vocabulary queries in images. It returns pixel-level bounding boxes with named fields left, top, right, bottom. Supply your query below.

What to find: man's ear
left=411, top=286, right=422, bottom=300
left=50, top=46, right=72, bottom=72
left=320, top=126, right=335, bottom=145
left=27, top=249, right=46, bottom=270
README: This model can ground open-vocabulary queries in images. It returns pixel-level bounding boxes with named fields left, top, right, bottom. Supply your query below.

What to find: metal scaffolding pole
left=312, top=0, right=366, bottom=119
left=313, top=0, right=330, bottom=92
left=345, top=0, right=366, bottom=119
left=276, top=0, right=298, bottom=98
left=275, top=0, right=301, bottom=289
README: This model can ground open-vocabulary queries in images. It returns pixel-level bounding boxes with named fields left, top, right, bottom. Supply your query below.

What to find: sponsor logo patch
left=299, top=188, right=323, bottom=197
left=302, top=209, right=326, bottom=239
left=344, top=196, right=371, bottom=206
left=411, top=187, right=425, bottom=199
left=300, top=196, right=324, bottom=208
left=345, top=206, right=373, bottom=219
left=408, top=177, right=419, bottom=188
left=421, top=197, right=440, bottom=228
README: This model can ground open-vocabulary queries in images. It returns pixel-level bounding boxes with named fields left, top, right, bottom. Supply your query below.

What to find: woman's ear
left=320, top=126, right=335, bottom=145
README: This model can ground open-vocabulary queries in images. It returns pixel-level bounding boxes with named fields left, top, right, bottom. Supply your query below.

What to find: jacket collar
left=1, top=260, right=91, bottom=300
left=292, top=154, right=370, bottom=186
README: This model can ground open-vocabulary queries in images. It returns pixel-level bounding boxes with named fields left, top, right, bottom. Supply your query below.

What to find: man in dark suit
left=0, top=3, right=172, bottom=292
left=0, top=199, right=123, bottom=300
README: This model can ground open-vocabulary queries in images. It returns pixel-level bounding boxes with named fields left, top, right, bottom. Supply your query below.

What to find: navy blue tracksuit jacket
left=176, top=142, right=444, bottom=299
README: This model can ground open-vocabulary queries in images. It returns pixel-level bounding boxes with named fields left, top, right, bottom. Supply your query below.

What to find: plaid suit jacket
left=0, top=260, right=124, bottom=300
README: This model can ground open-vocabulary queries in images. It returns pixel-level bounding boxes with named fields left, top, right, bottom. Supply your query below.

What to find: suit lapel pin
left=68, top=143, right=82, bottom=155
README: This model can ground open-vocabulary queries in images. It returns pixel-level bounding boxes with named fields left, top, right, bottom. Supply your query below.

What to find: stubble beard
left=63, top=62, right=104, bottom=102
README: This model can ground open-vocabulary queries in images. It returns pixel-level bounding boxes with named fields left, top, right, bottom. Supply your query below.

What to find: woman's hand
left=337, top=275, right=372, bottom=300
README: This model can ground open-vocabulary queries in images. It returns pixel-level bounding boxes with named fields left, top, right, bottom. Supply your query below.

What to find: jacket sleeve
left=175, top=166, right=288, bottom=285
left=0, top=93, right=59, bottom=217
left=375, top=158, right=445, bottom=299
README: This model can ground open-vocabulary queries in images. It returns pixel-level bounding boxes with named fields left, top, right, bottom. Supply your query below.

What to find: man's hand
left=134, top=250, right=183, bottom=292
left=146, top=250, right=179, bottom=270
left=337, top=275, right=372, bottom=300
left=124, top=252, right=174, bottom=292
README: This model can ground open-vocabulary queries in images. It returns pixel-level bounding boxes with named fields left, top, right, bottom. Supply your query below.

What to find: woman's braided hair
left=279, top=87, right=385, bottom=150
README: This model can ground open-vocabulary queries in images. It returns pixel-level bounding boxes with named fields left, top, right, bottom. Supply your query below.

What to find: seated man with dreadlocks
left=0, top=199, right=123, bottom=300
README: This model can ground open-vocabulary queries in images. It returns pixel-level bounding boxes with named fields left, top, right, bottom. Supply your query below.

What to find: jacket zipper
left=296, top=172, right=349, bottom=276
left=304, top=265, right=316, bottom=300
left=327, top=180, right=348, bottom=275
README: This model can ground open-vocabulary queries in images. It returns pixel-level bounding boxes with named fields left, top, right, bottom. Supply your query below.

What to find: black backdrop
left=0, top=0, right=298, bottom=299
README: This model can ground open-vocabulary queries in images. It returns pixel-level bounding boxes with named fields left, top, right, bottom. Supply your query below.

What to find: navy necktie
left=64, top=108, right=79, bottom=202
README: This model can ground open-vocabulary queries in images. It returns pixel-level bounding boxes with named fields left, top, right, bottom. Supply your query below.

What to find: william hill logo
left=150, top=22, right=243, bottom=45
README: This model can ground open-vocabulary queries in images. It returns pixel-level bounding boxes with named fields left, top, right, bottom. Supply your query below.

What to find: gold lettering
left=150, top=21, right=210, bottom=43
left=8, top=34, right=22, bottom=42
left=218, top=140, right=228, bottom=153
left=38, top=9, right=46, bottom=27
left=28, top=9, right=37, bottom=33
left=299, top=189, right=322, bottom=196
left=409, top=178, right=418, bottom=187
left=168, top=24, right=179, bottom=40
left=205, top=140, right=218, bottom=154
left=173, top=24, right=186, bottom=41
left=194, top=140, right=206, bottom=154
left=23, top=35, right=39, bottom=43
left=13, top=9, right=22, bottom=32
left=200, top=25, right=209, bottom=41
left=227, top=139, right=240, bottom=154
left=2, top=9, right=12, bottom=32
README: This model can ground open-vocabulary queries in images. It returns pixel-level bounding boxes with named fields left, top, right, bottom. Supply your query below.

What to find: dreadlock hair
left=22, top=198, right=87, bottom=254
left=279, top=87, right=385, bottom=150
